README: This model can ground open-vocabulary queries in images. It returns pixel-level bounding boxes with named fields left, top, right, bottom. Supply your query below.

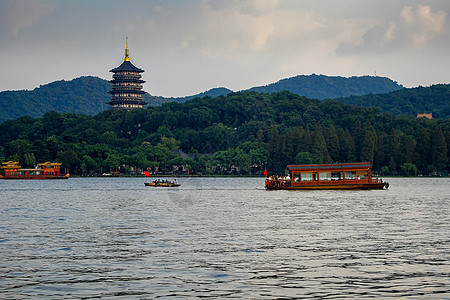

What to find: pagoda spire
left=124, top=37, right=130, bottom=62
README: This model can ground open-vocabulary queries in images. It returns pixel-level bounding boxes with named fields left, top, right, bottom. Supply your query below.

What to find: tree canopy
left=1, top=91, right=449, bottom=176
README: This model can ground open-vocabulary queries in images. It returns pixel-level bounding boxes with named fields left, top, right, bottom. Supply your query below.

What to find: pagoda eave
left=108, top=101, right=148, bottom=105
left=109, top=91, right=147, bottom=95
left=110, top=79, right=146, bottom=84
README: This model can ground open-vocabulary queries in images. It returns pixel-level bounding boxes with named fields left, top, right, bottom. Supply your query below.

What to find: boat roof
left=286, top=162, right=372, bottom=171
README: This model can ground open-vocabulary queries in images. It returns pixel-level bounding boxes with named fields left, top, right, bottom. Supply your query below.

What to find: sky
left=0, top=0, right=449, bottom=97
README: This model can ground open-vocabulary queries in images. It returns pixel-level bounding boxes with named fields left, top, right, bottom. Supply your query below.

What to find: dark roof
left=286, top=162, right=372, bottom=171
left=110, top=61, right=144, bottom=73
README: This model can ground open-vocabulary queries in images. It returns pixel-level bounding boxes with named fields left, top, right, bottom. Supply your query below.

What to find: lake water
left=1, top=177, right=449, bottom=299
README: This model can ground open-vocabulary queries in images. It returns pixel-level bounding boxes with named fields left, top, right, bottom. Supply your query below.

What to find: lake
left=1, top=177, right=449, bottom=299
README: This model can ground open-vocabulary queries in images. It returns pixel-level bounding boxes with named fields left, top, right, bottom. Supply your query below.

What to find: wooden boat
left=144, top=181, right=180, bottom=187
left=0, top=161, right=70, bottom=180
left=265, top=162, right=388, bottom=190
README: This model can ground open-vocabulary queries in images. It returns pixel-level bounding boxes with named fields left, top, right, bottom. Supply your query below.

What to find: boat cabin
left=0, top=161, right=66, bottom=179
left=37, top=162, right=62, bottom=177
left=265, top=162, right=387, bottom=190
left=1, top=161, right=21, bottom=177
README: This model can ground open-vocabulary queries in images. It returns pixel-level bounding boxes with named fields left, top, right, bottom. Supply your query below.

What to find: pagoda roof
left=110, top=60, right=144, bottom=73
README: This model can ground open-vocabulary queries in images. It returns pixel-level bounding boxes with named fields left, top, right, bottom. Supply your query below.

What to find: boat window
left=331, top=172, right=341, bottom=180
left=356, top=170, right=368, bottom=179
left=301, top=172, right=313, bottom=181
left=319, top=172, right=331, bottom=181
left=345, top=171, right=357, bottom=180
left=293, top=172, right=300, bottom=182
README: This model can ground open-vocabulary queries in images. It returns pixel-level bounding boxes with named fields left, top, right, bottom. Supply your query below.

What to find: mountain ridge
left=1, top=73, right=441, bottom=123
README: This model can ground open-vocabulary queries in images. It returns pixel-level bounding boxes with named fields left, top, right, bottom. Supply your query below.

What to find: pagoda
left=108, top=38, right=147, bottom=109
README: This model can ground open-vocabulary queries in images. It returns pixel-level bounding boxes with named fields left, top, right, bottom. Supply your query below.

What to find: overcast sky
left=1, top=0, right=449, bottom=97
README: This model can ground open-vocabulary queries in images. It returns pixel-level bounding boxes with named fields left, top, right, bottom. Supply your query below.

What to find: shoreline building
left=108, top=38, right=147, bottom=109
left=417, top=113, right=433, bottom=119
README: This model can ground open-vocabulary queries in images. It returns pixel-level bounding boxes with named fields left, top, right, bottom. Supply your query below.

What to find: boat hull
left=266, top=182, right=387, bottom=190
left=0, top=174, right=70, bottom=180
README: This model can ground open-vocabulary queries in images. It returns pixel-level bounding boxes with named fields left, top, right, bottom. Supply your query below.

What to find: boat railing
left=265, top=179, right=291, bottom=188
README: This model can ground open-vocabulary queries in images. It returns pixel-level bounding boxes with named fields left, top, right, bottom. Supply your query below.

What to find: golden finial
left=124, top=37, right=130, bottom=61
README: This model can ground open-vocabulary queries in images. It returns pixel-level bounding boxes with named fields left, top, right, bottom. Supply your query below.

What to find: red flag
left=263, top=167, right=268, bottom=177
left=144, top=171, right=150, bottom=177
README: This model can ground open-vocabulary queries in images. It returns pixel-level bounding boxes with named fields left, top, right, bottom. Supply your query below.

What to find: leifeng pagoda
left=108, top=38, right=147, bottom=109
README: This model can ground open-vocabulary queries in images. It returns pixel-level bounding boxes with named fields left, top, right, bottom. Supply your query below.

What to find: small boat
left=265, top=162, right=388, bottom=190
left=0, top=161, right=70, bottom=180
left=144, top=181, right=180, bottom=187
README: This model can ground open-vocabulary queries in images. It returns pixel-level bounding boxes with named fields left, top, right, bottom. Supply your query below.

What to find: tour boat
left=265, top=162, right=388, bottom=190
left=144, top=181, right=180, bottom=187
left=0, top=161, right=70, bottom=180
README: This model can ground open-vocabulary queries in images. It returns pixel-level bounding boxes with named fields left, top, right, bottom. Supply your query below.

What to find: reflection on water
left=1, top=177, right=449, bottom=298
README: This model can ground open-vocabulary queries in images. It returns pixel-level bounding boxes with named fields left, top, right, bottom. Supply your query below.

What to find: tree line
left=1, top=91, right=448, bottom=176
left=339, top=84, right=450, bottom=119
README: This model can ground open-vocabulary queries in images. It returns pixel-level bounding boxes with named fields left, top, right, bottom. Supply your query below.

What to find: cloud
left=400, top=5, right=447, bottom=48
left=337, top=4, right=448, bottom=55
left=0, top=0, right=55, bottom=38
left=180, top=0, right=326, bottom=56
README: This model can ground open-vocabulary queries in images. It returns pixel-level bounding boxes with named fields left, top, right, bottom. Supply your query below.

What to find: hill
left=338, top=84, right=450, bottom=119
left=0, top=74, right=403, bottom=123
left=248, top=74, right=403, bottom=99
left=0, top=76, right=110, bottom=123
left=148, top=87, right=233, bottom=106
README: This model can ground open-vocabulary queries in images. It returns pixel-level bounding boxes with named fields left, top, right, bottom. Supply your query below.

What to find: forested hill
left=248, top=74, right=403, bottom=99
left=1, top=91, right=449, bottom=177
left=1, top=74, right=402, bottom=123
left=0, top=76, right=111, bottom=122
left=338, top=84, right=450, bottom=119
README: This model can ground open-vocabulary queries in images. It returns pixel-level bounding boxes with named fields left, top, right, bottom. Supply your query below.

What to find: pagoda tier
left=108, top=39, right=147, bottom=109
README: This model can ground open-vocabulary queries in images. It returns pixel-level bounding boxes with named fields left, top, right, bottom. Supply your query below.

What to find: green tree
left=295, top=152, right=317, bottom=164
left=159, top=136, right=181, bottom=150
left=57, top=149, right=81, bottom=174
left=81, top=155, right=98, bottom=175
left=311, top=124, right=331, bottom=164
left=360, top=122, right=377, bottom=163
left=325, top=125, right=340, bottom=162
left=431, top=126, right=448, bottom=173
left=414, top=127, right=431, bottom=175
left=103, top=153, right=120, bottom=172
left=24, top=153, right=36, bottom=168
left=6, top=139, right=33, bottom=167
left=387, top=128, right=400, bottom=174
left=400, top=163, right=418, bottom=176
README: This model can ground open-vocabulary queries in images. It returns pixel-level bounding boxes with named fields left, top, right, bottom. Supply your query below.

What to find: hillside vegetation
left=1, top=91, right=448, bottom=177
left=0, top=76, right=110, bottom=122
left=339, top=84, right=450, bottom=119
left=249, top=74, right=403, bottom=99
left=0, top=74, right=405, bottom=123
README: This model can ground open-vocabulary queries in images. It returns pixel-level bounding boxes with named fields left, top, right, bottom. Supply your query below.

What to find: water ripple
left=0, top=177, right=449, bottom=298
